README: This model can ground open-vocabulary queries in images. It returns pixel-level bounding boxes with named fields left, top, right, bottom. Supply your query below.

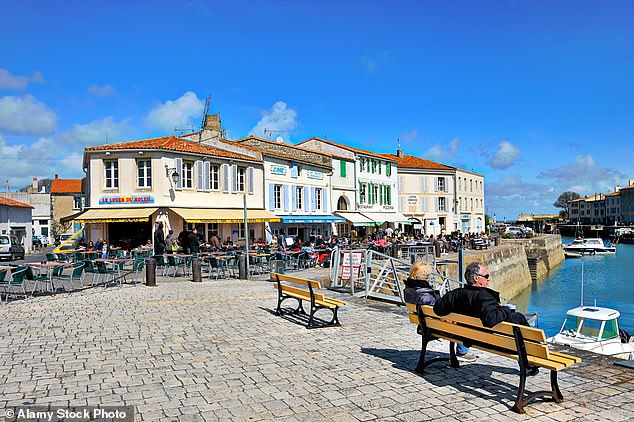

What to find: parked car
left=37, top=235, right=50, bottom=246
left=0, top=235, right=26, bottom=260
left=505, top=227, right=526, bottom=238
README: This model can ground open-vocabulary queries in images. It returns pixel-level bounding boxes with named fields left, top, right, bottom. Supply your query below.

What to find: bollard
left=238, top=254, right=248, bottom=279
left=146, top=257, right=156, bottom=286
left=191, top=257, right=202, bottom=282
left=434, top=241, right=441, bottom=258
left=494, top=235, right=500, bottom=247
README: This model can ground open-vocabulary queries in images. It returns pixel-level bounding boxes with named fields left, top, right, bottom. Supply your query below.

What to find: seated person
left=403, top=262, right=439, bottom=306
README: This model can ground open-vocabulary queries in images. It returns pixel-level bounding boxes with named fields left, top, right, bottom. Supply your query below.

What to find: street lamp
left=165, top=165, right=180, bottom=185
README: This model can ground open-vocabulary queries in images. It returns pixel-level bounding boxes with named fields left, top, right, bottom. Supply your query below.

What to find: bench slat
left=275, top=283, right=312, bottom=300
left=425, top=318, right=551, bottom=359
left=271, top=273, right=321, bottom=289
left=275, top=284, right=345, bottom=309
left=406, top=303, right=547, bottom=343
left=548, top=350, right=582, bottom=365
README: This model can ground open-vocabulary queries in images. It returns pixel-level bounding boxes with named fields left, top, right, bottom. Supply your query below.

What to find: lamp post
left=165, top=165, right=180, bottom=186
left=244, top=193, right=250, bottom=278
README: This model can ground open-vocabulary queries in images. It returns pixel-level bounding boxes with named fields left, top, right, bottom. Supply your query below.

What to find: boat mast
left=580, top=261, right=584, bottom=307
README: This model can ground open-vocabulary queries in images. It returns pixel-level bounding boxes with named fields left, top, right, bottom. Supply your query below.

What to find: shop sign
left=382, top=205, right=394, bottom=210
left=461, top=213, right=470, bottom=220
left=306, top=170, right=323, bottom=180
left=358, top=204, right=373, bottom=210
left=407, top=195, right=418, bottom=205
left=340, top=251, right=363, bottom=281
left=99, top=194, right=155, bottom=205
left=270, top=165, right=287, bottom=175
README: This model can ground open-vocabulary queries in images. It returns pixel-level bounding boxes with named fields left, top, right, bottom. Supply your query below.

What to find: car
left=505, top=227, right=526, bottom=238
left=0, top=235, right=26, bottom=260
left=36, top=235, right=50, bottom=246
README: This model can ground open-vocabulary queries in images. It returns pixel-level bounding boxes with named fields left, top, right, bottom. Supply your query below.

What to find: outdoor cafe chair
left=95, top=260, right=119, bottom=287
left=166, top=255, right=187, bottom=278
left=46, top=252, right=59, bottom=262
left=207, top=256, right=227, bottom=279
left=154, top=255, right=168, bottom=277
left=82, top=260, right=100, bottom=286
left=130, top=258, right=145, bottom=285
left=1, top=268, right=29, bottom=303
left=57, top=262, right=86, bottom=290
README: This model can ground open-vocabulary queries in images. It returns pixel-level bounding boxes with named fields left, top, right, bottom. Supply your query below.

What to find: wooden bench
left=271, top=273, right=346, bottom=329
left=406, top=303, right=581, bottom=414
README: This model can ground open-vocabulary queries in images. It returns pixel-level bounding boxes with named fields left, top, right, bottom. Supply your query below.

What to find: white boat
left=548, top=306, right=634, bottom=360
left=562, top=237, right=616, bottom=255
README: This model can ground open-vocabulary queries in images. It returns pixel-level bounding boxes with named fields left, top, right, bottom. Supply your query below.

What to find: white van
left=0, top=235, right=26, bottom=260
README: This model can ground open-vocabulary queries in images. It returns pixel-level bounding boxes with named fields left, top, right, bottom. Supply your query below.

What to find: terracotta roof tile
left=622, top=183, right=634, bottom=190
left=0, top=196, right=34, bottom=208
left=51, top=179, right=82, bottom=193
left=377, top=153, right=454, bottom=170
left=296, top=137, right=397, bottom=161
left=234, top=136, right=334, bottom=168
left=85, top=135, right=260, bottom=162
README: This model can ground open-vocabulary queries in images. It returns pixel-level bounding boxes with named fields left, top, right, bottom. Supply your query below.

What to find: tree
left=553, top=191, right=580, bottom=214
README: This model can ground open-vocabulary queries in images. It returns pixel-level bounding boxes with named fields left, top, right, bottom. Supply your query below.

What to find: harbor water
left=513, top=237, right=634, bottom=337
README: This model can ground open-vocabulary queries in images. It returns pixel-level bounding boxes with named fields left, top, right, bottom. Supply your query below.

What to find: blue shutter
left=222, top=164, right=229, bottom=193
left=291, top=185, right=297, bottom=212
left=323, top=189, right=328, bottom=212
left=247, top=167, right=254, bottom=194
left=175, top=158, right=182, bottom=190
left=231, top=165, right=238, bottom=193
left=304, top=186, right=310, bottom=211
left=311, top=187, right=317, bottom=212
left=283, top=185, right=290, bottom=211
left=204, top=161, right=210, bottom=191
left=268, top=184, right=275, bottom=210
left=290, top=163, right=298, bottom=178
left=196, top=160, right=204, bottom=191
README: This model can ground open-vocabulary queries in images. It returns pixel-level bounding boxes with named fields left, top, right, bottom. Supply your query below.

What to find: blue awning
left=280, top=215, right=346, bottom=224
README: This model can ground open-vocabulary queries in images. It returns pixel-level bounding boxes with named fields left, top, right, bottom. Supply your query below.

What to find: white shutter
left=222, top=164, right=229, bottom=193
left=231, top=164, right=237, bottom=193
left=304, top=186, right=310, bottom=211
left=323, top=190, right=328, bottom=212
left=174, top=158, right=182, bottom=190
left=311, top=187, right=317, bottom=212
left=283, top=185, right=290, bottom=212
left=268, top=184, right=275, bottom=210
left=291, top=185, right=297, bottom=212
left=399, top=196, right=404, bottom=212
left=196, top=160, right=204, bottom=191
left=247, top=167, right=254, bottom=194
left=398, top=176, right=402, bottom=191
left=423, top=197, right=428, bottom=212
left=204, top=161, right=210, bottom=191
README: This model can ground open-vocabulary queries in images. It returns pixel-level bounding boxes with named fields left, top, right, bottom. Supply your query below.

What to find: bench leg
left=449, top=342, right=460, bottom=368
left=550, top=370, right=564, bottom=403
left=306, top=306, right=342, bottom=329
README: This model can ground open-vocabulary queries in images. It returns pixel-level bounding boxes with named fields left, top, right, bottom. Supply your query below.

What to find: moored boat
left=548, top=306, right=634, bottom=360
left=562, top=237, right=616, bottom=255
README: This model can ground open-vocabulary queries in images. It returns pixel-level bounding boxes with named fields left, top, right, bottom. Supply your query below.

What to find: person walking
left=154, top=222, right=166, bottom=255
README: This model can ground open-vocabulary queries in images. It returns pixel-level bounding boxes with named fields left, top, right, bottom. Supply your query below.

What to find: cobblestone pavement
left=1, top=270, right=633, bottom=421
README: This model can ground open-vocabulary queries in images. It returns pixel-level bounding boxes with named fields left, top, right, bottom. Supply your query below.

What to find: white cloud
left=0, top=134, right=66, bottom=189
left=485, top=175, right=555, bottom=220
left=145, top=91, right=204, bottom=132
left=423, top=137, right=459, bottom=162
left=399, top=129, right=418, bottom=143
left=487, top=140, right=520, bottom=169
left=249, top=101, right=299, bottom=139
left=88, top=84, right=115, bottom=97
left=0, top=69, right=44, bottom=90
left=539, top=154, right=626, bottom=195
left=59, top=116, right=132, bottom=146
left=0, top=95, right=57, bottom=135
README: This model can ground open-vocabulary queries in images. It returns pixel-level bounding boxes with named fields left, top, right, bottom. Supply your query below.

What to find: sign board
left=340, top=251, right=363, bottom=281
left=99, top=195, right=154, bottom=205
left=306, top=170, right=323, bottom=180
left=407, top=195, right=418, bottom=205
left=413, top=224, right=423, bottom=229
left=270, top=165, right=287, bottom=175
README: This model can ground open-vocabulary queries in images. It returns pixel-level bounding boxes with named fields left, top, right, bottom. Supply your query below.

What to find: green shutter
left=378, top=161, right=382, bottom=175
left=387, top=163, right=391, bottom=177
left=340, top=160, right=346, bottom=178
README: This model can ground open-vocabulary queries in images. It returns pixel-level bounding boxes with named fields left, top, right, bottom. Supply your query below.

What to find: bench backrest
left=270, top=273, right=322, bottom=290
left=406, top=303, right=551, bottom=360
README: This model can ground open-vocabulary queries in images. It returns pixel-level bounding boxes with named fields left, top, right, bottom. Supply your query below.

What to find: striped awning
left=172, top=208, right=280, bottom=223
left=69, top=207, right=158, bottom=223
left=334, top=212, right=376, bottom=226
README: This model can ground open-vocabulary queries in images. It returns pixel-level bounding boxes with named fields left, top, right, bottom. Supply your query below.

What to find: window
left=360, top=159, right=365, bottom=172
left=470, top=179, right=473, bottom=192
left=458, top=177, right=462, bottom=191
left=137, top=159, right=152, bottom=188
left=210, top=165, right=220, bottom=190
left=182, top=161, right=193, bottom=189
left=437, top=177, right=445, bottom=192
left=207, top=223, right=219, bottom=241
left=39, top=219, right=48, bottom=225
left=386, top=163, right=391, bottom=177
left=296, top=186, right=303, bottom=210
left=73, top=196, right=82, bottom=210
left=237, top=167, right=246, bottom=192
left=274, top=185, right=282, bottom=209
left=104, top=160, right=118, bottom=189
left=371, top=160, right=376, bottom=173
left=384, top=185, right=391, bottom=205
left=377, top=161, right=381, bottom=174
left=359, top=183, right=367, bottom=204
left=438, top=197, right=446, bottom=211
left=315, top=188, right=322, bottom=210
left=339, top=160, right=347, bottom=178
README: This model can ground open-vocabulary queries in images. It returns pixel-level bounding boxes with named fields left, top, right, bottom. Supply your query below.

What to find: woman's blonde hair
left=409, top=261, right=432, bottom=280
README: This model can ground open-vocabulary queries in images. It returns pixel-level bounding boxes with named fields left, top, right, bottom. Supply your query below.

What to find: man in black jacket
left=154, top=222, right=166, bottom=255
left=433, top=261, right=537, bottom=374
left=433, top=261, right=529, bottom=327
left=188, top=227, right=200, bottom=254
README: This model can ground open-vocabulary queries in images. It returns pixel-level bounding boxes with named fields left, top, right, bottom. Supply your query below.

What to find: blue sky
left=1, top=0, right=633, bottom=220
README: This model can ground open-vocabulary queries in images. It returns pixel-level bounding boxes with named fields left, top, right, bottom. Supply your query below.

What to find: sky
left=1, top=0, right=633, bottom=220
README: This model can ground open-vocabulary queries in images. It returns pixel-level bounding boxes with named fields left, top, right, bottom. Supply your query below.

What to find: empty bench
left=271, top=273, right=346, bottom=329
left=406, top=303, right=581, bottom=414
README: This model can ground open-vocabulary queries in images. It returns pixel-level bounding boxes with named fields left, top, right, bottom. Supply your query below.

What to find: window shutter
left=247, top=167, right=254, bottom=194
left=230, top=165, right=238, bottom=193
left=398, top=176, right=402, bottom=191
left=323, top=190, right=328, bottom=212
left=291, top=185, right=297, bottom=212
left=386, top=163, right=391, bottom=177
left=175, top=158, right=182, bottom=190
left=399, top=196, right=404, bottom=212
left=268, top=184, right=275, bottom=210
left=435, top=197, right=440, bottom=211
left=423, top=197, right=428, bottom=212
left=444, top=177, right=448, bottom=192
left=283, top=185, right=290, bottom=211
left=340, top=160, right=346, bottom=178
left=378, top=161, right=382, bottom=175
left=290, top=163, right=298, bottom=178
left=196, top=160, right=204, bottom=191
left=304, top=186, right=310, bottom=211
left=379, top=185, right=384, bottom=205
left=204, top=161, right=211, bottom=191
left=222, top=164, right=229, bottom=193
left=311, top=187, right=317, bottom=212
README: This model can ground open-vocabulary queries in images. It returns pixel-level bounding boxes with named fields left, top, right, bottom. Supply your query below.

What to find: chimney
left=396, top=149, right=403, bottom=158
left=615, top=185, right=621, bottom=192
left=32, top=177, right=37, bottom=189
left=55, top=174, right=59, bottom=179
left=200, top=114, right=223, bottom=146
left=629, top=179, right=634, bottom=186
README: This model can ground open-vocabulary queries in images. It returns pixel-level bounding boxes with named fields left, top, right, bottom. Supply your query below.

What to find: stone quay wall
left=501, top=234, right=565, bottom=280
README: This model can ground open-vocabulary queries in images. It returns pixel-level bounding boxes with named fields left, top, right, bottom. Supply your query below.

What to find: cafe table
left=27, top=262, right=71, bottom=294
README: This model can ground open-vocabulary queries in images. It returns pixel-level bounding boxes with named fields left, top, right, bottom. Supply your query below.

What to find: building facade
left=2, top=178, right=51, bottom=248
left=0, top=196, right=33, bottom=250
left=454, top=169, right=486, bottom=233
left=51, top=176, right=84, bottom=239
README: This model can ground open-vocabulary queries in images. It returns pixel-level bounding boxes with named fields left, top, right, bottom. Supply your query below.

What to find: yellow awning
left=172, top=208, right=280, bottom=223
left=71, top=207, right=158, bottom=223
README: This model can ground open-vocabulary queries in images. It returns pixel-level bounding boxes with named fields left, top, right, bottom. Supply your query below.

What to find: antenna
left=201, top=94, right=212, bottom=128
left=174, top=122, right=196, bottom=135
left=263, top=128, right=285, bottom=139
left=397, top=137, right=401, bottom=149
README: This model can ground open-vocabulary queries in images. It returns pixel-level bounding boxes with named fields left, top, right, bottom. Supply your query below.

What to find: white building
left=0, top=196, right=34, bottom=250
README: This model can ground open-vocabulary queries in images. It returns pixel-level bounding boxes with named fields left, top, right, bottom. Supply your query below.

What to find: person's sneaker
left=527, top=365, right=539, bottom=376
left=456, top=352, right=477, bottom=362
